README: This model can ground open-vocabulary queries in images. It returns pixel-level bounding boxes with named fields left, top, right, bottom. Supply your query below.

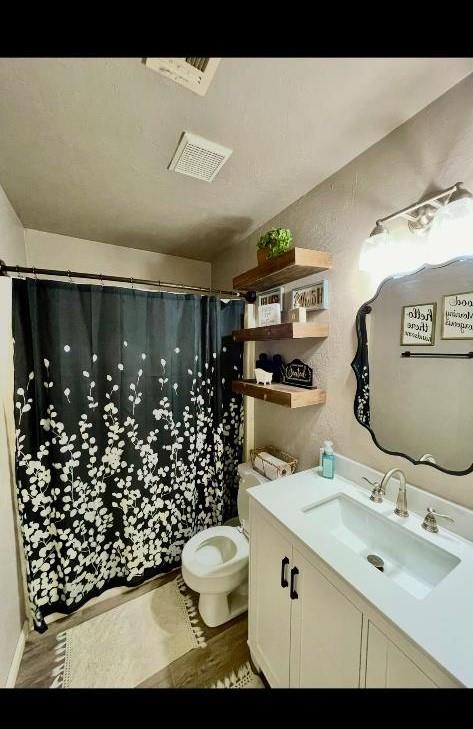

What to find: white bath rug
left=51, top=574, right=205, bottom=688
left=211, top=661, right=265, bottom=689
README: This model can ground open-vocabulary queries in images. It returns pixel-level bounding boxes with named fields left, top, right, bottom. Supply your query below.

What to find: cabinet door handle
left=280, top=556, right=289, bottom=588
left=290, top=566, right=299, bottom=599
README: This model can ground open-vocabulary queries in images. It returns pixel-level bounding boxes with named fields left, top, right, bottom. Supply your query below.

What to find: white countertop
left=248, top=467, right=473, bottom=687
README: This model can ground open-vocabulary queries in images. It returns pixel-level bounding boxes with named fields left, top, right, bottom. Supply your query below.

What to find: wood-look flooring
left=15, top=570, right=267, bottom=689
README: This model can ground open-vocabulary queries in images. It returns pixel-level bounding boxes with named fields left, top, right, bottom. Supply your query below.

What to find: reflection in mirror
left=352, top=257, right=473, bottom=475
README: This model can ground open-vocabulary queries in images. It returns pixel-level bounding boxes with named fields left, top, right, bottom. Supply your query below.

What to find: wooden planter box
left=257, top=248, right=270, bottom=266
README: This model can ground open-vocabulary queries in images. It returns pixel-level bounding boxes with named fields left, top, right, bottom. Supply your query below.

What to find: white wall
left=24, top=229, right=211, bottom=289
left=0, top=184, right=26, bottom=686
left=212, top=73, right=473, bottom=510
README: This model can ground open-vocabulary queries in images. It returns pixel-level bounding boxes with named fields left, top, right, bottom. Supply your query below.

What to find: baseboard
left=6, top=621, right=28, bottom=688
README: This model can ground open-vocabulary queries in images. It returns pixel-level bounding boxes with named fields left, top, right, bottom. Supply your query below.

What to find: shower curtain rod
left=0, top=260, right=250, bottom=301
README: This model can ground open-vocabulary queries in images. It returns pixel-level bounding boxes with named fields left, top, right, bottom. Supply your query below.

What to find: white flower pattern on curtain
left=13, top=279, right=244, bottom=632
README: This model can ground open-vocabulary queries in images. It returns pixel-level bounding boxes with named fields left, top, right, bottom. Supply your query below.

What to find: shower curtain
left=12, top=278, right=244, bottom=632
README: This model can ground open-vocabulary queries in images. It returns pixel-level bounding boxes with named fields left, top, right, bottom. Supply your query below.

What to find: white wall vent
left=168, top=132, right=232, bottom=183
left=144, top=58, right=220, bottom=96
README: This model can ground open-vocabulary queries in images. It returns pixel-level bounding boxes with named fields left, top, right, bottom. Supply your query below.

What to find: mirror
left=352, top=257, right=473, bottom=475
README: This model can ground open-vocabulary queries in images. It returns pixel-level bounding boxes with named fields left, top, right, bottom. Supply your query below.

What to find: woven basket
left=250, top=445, right=298, bottom=480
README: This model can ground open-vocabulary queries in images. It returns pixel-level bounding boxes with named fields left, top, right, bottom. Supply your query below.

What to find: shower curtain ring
left=67, top=270, right=72, bottom=284
left=100, top=273, right=104, bottom=288
left=130, top=276, right=134, bottom=289
left=32, top=267, right=38, bottom=280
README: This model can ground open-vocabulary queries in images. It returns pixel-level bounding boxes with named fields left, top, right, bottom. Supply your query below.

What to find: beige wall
left=0, top=185, right=25, bottom=686
left=212, top=73, right=473, bottom=509
left=24, top=229, right=211, bottom=289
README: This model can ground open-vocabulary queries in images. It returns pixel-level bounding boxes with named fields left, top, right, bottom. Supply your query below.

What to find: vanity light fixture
left=429, top=184, right=473, bottom=259
left=359, top=182, right=473, bottom=278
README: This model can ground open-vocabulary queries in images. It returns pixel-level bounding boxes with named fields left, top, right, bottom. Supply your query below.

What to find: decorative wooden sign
left=291, top=280, right=328, bottom=310
left=281, top=358, right=317, bottom=389
left=442, top=291, right=473, bottom=339
left=401, top=303, right=436, bottom=346
left=257, top=286, right=284, bottom=311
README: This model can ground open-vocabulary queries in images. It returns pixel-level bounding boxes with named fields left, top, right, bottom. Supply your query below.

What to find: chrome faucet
left=363, top=469, right=409, bottom=516
left=379, top=468, right=408, bottom=517
left=419, top=453, right=437, bottom=464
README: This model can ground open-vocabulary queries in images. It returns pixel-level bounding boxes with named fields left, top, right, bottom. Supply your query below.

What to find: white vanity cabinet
left=289, top=549, right=363, bottom=687
left=365, top=622, right=436, bottom=688
left=249, top=499, right=461, bottom=688
left=249, top=506, right=292, bottom=687
left=249, top=502, right=362, bottom=687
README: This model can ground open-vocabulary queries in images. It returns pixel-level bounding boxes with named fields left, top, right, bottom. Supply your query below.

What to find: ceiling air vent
left=144, top=58, right=221, bottom=96
left=168, top=132, right=232, bottom=183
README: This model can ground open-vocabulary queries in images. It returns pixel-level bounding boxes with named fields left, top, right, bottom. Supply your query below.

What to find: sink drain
left=367, top=554, right=384, bottom=572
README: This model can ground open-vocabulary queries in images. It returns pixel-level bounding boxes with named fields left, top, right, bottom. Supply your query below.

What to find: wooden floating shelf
left=232, top=379, right=326, bottom=408
left=233, top=321, right=329, bottom=342
left=233, top=247, right=332, bottom=293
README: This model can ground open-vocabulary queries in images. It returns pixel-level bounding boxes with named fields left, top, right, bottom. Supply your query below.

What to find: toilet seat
left=182, top=526, right=248, bottom=581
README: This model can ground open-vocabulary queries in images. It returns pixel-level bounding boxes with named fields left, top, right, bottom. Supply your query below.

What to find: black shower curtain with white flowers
left=13, top=278, right=244, bottom=632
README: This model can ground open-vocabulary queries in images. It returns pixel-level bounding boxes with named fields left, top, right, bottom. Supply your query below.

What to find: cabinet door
left=248, top=505, right=292, bottom=687
left=366, top=622, right=436, bottom=688
left=290, top=549, right=363, bottom=687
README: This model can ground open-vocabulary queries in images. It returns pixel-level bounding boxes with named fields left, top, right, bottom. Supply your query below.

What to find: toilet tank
left=237, top=462, right=268, bottom=534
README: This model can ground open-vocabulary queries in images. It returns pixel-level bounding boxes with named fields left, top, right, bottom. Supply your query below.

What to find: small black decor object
left=272, top=354, right=285, bottom=383
left=281, top=358, right=316, bottom=389
left=255, top=352, right=272, bottom=373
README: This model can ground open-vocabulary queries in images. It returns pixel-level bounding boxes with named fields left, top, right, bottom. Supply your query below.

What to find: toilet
left=181, top=462, right=268, bottom=627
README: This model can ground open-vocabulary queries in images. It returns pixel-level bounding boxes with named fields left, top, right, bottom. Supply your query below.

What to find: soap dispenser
left=321, top=441, right=335, bottom=479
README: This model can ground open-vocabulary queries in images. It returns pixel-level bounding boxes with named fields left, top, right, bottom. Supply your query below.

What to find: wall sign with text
left=401, top=302, right=436, bottom=346
left=291, top=280, right=328, bottom=310
left=281, top=358, right=316, bottom=389
left=257, top=286, right=284, bottom=311
left=442, top=291, right=473, bottom=339
left=258, top=303, right=281, bottom=327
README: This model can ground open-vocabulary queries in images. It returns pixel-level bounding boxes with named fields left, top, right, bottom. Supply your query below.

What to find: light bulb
left=360, top=226, right=425, bottom=285
left=429, top=196, right=473, bottom=260
left=359, top=231, right=387, bottom=273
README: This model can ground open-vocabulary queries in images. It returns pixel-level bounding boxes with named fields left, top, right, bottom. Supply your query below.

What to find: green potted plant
left=257, top=228, right=293, bottom=265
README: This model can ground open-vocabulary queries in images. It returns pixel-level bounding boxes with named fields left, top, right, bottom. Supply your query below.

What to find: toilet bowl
left=181, top=463, right=268, bottom=627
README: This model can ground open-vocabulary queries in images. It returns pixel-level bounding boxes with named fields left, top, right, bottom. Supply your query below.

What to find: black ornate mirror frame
left=351, top=256, right=473, bottom=477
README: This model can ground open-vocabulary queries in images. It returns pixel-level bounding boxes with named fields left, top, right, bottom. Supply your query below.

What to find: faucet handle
left=362, top=476, right=383, bottom=503
left=362, top=476, right=379, bottom=487
left=422, top=507, right=455, bottom=534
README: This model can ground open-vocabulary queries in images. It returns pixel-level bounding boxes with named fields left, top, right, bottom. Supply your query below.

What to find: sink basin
left=302, top=493, right=460, bottom=599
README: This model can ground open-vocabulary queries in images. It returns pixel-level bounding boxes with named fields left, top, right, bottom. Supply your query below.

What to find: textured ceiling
left=0, top=57, right=472, bottom=261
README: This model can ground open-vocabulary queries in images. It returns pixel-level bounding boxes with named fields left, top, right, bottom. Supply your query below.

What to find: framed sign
left=442, top=291, right=473, bottom=339
left=257, top=286, right=284, bottom=311
left=281, top=358, right=316, bottom=389
left=291, top=280, right=328, bottom=310
left=400, top=302, right=436, bottom=346
left=258, top=303, right=281, bottom=327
